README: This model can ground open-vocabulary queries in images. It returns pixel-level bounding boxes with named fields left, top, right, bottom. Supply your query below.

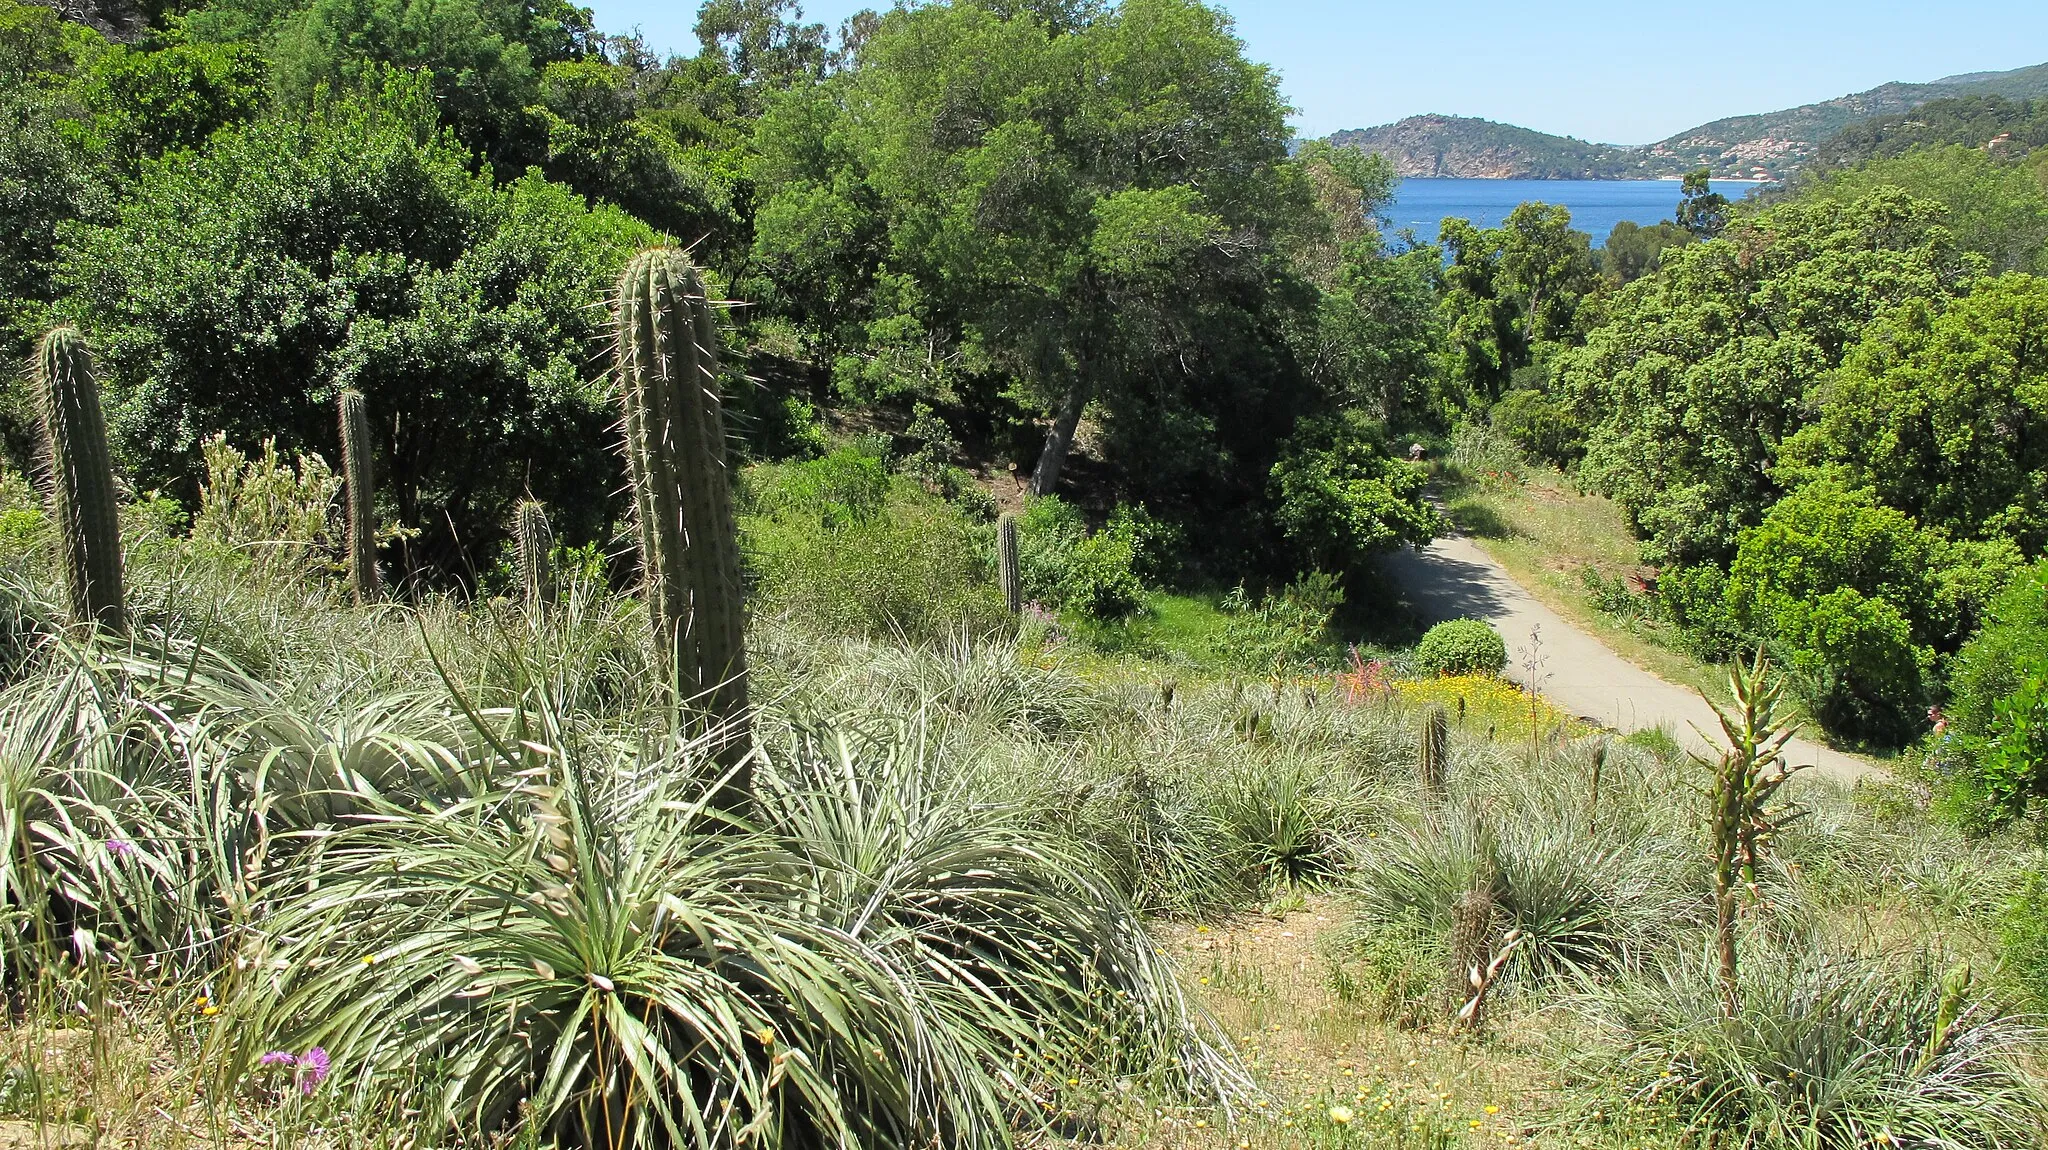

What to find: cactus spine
left=34, top=326, right=126, bottom=633
left=615, top=248, right=750, bottom=765
left=1419, top=704, right=1450, bottom=809
left=513, top=499, right=552, bottom=607
left=338, top=389, right=379, bottom=603
left=997, top=511, right=1021, bottom=614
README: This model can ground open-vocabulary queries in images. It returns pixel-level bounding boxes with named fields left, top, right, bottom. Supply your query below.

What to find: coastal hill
left=1330, top=61, right=2048, bottom=180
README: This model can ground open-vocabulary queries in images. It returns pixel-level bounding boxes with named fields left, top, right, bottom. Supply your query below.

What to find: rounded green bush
left=1414, top=618, right=1507, bottom=677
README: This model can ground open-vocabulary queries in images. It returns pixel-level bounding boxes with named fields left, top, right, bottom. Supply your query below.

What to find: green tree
left=1563, top=188, right=1977, bottom=565
left=1798, top=145, right=2048, bottom=272
left=749, top=0, right=1304, bottom=504
left=1724, top=482, right=2016, bottom=744
left=1600, top=219, right=1690, bottom=285
left=1268, top=413, right=1440, bottom=575
left=58, top=74, right=654, bottom=577
left=1780, top=273, right=2048, bottom=553
left=1676, top=168, right=1729, bottom=240
left=1435, top=203, right=1597, bottom=402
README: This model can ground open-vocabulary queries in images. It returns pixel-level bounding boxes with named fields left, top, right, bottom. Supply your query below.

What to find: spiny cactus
left=615, top=247, right=749, bottom=764
left=338, top=390, right=379, bottom=603
left=513, top=499, right=553, bottom=607
left=997, top=511, right=1020, bottom=614
left=34, top=326, right=126, bottom=633
left=1419, top=704, right=1450, bottom=809
left=1446, top=877, right=1495, bottom=1018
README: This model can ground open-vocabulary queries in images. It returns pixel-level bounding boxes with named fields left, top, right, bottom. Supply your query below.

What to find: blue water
left=1383, top=178, right=1765, bottom=247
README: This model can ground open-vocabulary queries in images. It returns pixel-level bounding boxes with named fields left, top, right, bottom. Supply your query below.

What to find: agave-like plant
left=221, top=684, right=1238, bottom=1148
left=1569, top=948, right=2048, bottom=1150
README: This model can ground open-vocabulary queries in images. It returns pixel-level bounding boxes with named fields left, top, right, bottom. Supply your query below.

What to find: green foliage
left=1008, top=497, right=1163, bottom=620
left=1435, top=203, right=1598, bottom=402
left=1565, top=189, right=1978, bottom=565
left=60, top=73, right=655, bottom=574
left=1798, top=146, right=2048, bottom=271
left=748, top=0, right=1313, bottom=519
left=1820, top=94, right=2048, bottom=169
left=2002, top=871, right=2048, bottom=1011
left=1488, top=388, right=1582, bottom=469
left=1781, top=273, right=2048, bottom=552
left=1414, top=619, right=1507, bottom=678
left=1573, top=951, right=2046, bottom=1150
left=745, top=471, right=1005, bottom=642
left=1600, top=219, right=1690, bottom=285
left=1218, top=575, right=1343, bottom=674
left=1948, top=562, right=2048, bottom=742
left=1724, top=483, right=2017, bottom=744
left=1270, top=415, right=1439, bottom=573
left=1674, top=169, right=1729, bottom=240
left=73, top=39, right=267, bottom=166
left=190, top=433, right=339, bottom=584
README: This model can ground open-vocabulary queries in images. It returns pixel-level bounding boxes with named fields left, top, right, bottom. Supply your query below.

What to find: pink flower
left=299, top=1047, right=330, bottom=1094
left=106, top=839, right=137, bottom=858
left=259, top=1051, right=297, bottom=1067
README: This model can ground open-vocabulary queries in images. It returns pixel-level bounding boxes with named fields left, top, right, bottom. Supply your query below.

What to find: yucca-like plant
left=222, top=694, right=1237, bottom=1148
left=1569, top=949, right=2047, bottom=1150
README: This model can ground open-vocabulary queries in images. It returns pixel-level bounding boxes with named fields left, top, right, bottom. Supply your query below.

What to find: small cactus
left=338, top=390, right=379, bottom=603
left=34, top=326, right=126, bottom=632
left=1419, top=704, right=1450, bottom=809
left=997, top=512, right=1020, bottom=614
left=615, top=247, right=750, bottom=768
left=1446, top=877, right=1495, bottom=1018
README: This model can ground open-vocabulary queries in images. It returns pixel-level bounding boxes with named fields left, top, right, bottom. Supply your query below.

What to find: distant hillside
left=1813, top=94, right=2048, bottom=169
left=1330, top=61, right=2048, bottom=181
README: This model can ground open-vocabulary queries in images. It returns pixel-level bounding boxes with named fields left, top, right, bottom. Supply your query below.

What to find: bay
left=1383, top=178, right=1766, bottom=247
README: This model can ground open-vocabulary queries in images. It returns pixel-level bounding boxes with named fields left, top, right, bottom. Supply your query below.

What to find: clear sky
left=581, top=0, right=2048, bottom=144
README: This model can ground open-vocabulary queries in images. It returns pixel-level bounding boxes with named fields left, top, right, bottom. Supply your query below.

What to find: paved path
left=1379, top=533, right=1880, bottom=783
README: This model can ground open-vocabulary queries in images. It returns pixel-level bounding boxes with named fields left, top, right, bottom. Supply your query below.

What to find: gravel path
left=1379, top=532, right=1880, bottom=783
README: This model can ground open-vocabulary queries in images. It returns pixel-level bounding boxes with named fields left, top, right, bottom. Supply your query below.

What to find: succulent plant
left=34, top=326, right=126, bottom=632
left=513, top=499, right=552, bottom=607
left=614, top=248, right=750, bottom=768
left=1419, top=704, right=1449, bottom=809
left=998, top=511, right=1021, bottom=615
left=338, top=389, right=379, bottom=603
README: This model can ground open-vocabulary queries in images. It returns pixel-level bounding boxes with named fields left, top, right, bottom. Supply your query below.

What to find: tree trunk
left=1030, top=379, right=1090, bottom=497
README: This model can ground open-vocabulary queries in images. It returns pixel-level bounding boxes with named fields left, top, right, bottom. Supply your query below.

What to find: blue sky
left=581, top=0, right=2048, bottom=144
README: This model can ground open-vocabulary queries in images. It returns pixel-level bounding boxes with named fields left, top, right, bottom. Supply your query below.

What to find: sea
left=1382, top=178, right=1767, bottom=247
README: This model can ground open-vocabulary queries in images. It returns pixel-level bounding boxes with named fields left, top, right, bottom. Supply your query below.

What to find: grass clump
left=1568, top=951, right=2047, bottom=1150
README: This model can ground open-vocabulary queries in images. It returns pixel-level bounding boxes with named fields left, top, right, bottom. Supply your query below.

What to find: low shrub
left=1570, top=951, right=2047, bottom=1150
left=744, top=468, right=1005, bottom=642
left=1219, top=575, right=1342, bottom=674
left=1490, top=388, right=1584, bottom=469
left=1014, top=496, right=1157, bottom=620
left=1270, top=413, right=1440, bottom=573
left=1414, top=619, right=1507, bottom=677
left=2003, top=871, right=2048, bottom=1012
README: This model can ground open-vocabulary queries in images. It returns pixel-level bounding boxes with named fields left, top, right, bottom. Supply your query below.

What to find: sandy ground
left=1380, top=532, right=1880, bottom=784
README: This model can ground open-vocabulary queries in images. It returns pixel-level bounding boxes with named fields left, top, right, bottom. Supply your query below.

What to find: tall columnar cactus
left=513, top=499, right=553, bottom=607
left=615, top=248, right=750, bottom=762
left=338, top=390, right=379, bottom=603
left=997, top=511, right=1021, bottom=615
left=1419, top=704, right=1450, bottom=809
left=34, top=326, right=126, bottom=633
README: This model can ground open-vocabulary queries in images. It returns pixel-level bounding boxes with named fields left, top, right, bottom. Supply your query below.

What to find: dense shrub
left=1938, top=563, right=2048, bottom=825
left=1414, top=618, right=1507, bottom=677
left=1489, top=388, right=1583, bottom=469
left=2003, top=871, right=2048, bottom=1011
left=1013, top=496, right=1156, bottom=619
left=1269, top=412, right=1439, bottom=573
left=743, top=465, right=1005, bottom=642
left=1218, top=574, right=1343, bottom=674
left=1725, top=482, right=2017, bottom=745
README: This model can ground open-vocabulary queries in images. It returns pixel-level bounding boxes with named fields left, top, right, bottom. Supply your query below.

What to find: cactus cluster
left=513, top=499, right=553, bottom=607
left=34, top=326, right=126, bottom=633
left=615, top=248, right=750, bottom=757
left=338, top=389, right=379, bottom=604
